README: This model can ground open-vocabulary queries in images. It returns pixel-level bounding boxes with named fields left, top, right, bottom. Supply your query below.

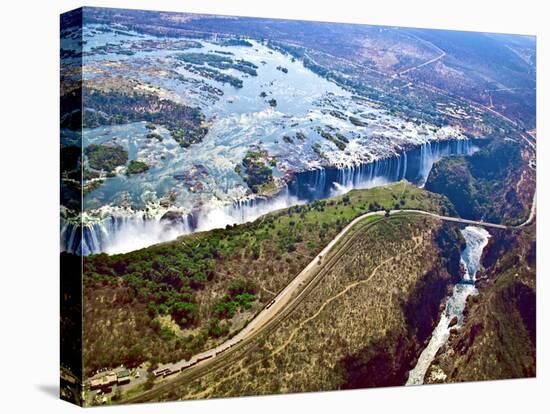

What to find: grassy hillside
left=144, top=214, right=463, bottom=400
left=83, top=182, right=453, bottom=376
left=425, top=225, right=536, bottom=383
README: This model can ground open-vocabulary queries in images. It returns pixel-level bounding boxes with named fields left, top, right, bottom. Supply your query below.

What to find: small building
left=116, top=370, right=131, bottom=386
left=89, top=373, right=117, bottom=390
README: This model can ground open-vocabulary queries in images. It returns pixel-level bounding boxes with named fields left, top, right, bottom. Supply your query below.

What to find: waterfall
left=62, top=139, right=481, bottom=255
left=406, top=226, right=491, bottom=385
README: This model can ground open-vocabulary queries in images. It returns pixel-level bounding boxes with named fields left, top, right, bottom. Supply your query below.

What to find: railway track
left=123, top=206, right=534, bottom=403
left=124, top=214, right=390, bottom=403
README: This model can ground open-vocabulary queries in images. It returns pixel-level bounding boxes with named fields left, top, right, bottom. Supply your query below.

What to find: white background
left=0, top=0, right=547, bottom=412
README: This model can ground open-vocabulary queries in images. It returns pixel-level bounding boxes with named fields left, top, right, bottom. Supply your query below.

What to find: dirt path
left=188, top=230, right=424, bottom=399
left=270, top=237, right=423, bottom=357
left=140, top=209, right=523, bottom=380
left=125, top=203, right=535, bottom=403
left=398, top=52, right=446, bottom=76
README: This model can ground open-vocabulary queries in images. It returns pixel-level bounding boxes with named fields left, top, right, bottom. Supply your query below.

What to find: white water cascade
left=406, top=226, right=491, bottom=385
left=62, top=139, right=479, bottom=255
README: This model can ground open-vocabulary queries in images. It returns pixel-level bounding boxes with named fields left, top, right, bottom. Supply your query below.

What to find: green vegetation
left=83, top=182, right=452, bottom=375
left=316, top=126, right=347, bottom=150
left=83, top=180, right=103, bottom=195
left=237, top=151, right=275, bottom=194
left=349, top=116, right=368, bottom=127
left=213, top=279, right=257, bottom=319
left=426, top=227, right=535, bottom=383
left=330, top=110, right=347, bottom=120
left=218, top=38, right=253, bottom=47
left=335, top=132, right=349, bottom=143
left=427, top=157, right=480, bottom=218
left=266, top=40, right=525, bottom=137
left=181, top=63, right=243, bottom=88
left=174, top=53, right=258, bottom=76
left=84, top=144, right=128, bottom=172
left=127, top=160, right=150, bottom=175
left=425, top=139, right=530, bottom=225
left=83, top=169, right=100, bottom=181
left=295, top=131, right=306, bottom=141
left=312, top=143, right=327, bottom=160
left=80, top=87, right=208, bottom=148
left=147, top=132, right=163, bottom=141
left=267, top=98, right=277, bottom=107
left=150, top=214, right=462, bottom=399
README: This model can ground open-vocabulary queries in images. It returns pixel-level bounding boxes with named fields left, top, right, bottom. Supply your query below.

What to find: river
left=406, top=226, right=491, bottom=385
left=61, top=23, right=478, bottom=256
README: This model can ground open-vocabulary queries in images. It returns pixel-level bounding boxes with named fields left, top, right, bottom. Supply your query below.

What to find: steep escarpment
left=338, top=223, right=464, bottom=389
left=425, top=138, right=533, bottom=225
left=424, top=226, right=536, bottom=383
left=64, top=138, right=469, bottom=256
left=82, top=183, right=450, bottom=377
left=152, top=215, right=464, bottom=400
left=401, top=225, right=464, bottom=346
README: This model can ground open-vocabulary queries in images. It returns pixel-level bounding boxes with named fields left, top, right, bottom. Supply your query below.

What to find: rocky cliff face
left=425, top=139, right=533, bottom=226
left=338, top=223, right=464, bottom=388
left=424, top=227, right=536, bottom=383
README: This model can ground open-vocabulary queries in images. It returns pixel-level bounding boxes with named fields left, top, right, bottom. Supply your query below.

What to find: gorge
left=62, top=139, right=479, bottom=255
left=406, top=226, right=491, bottom=385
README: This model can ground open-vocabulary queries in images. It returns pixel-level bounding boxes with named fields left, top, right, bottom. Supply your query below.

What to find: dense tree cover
left=72, top=87, right=208, bottom=148
left=218, top=38, right=253, bottom=47
left=237, top=151, right=274, bottom=193
left=174, top=52, right=258, bottom=76
left=213, top=279, right=257, bottom=319
left=84, top=144, right=128, bottom=172
left=84, top=239, right=217, bottom=329
left=83, top=169, right=100, bottom=180
left=426, top=157, right=482, bottom=219
left=425, top=139, right=525, bottom=224
left=127, top=160, right=150, bottom=175
left=83, top=182, right=452, bottom=373
left=180, top=63, right=244, bottom=88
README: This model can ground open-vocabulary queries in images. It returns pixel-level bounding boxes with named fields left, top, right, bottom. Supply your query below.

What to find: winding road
left=122, top=37, right=537, bottom=402
left=137, top=202, right=529, bottom=394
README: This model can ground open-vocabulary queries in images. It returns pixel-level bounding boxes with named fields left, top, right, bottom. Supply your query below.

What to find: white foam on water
left=406, top=226, right=490, bottom=385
